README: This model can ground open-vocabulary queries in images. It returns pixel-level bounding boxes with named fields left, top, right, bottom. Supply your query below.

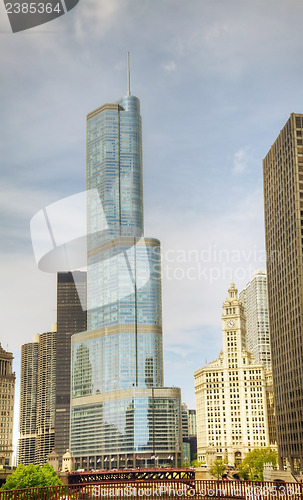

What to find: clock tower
left=222, top=282, right=248, bottom=369
left=194, top=281, right=274, bottom=466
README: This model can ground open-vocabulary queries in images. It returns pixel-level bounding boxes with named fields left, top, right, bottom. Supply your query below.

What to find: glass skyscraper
left=70, top=88, right=182, bottom=469
left=239, top=271, right=271, bottom=369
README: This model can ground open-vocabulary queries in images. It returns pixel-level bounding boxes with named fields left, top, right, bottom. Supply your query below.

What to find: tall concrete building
left=181, top=403, right=189, bottom=440
left=0, top=345, right=15, bottom=466
left=55, top=271, right=87, bottom=464
left=188, top=409, right=197, bottom=463
left=19, top=328, right=56, bottom=466
left=181, top=403, right=197, bottom=463
left=239, top=270, right=271, bottom=368
left=263, top=113, right=303, bottom=471
left=18, top=338, right=39, bottom=464
left=181, top=403, right=190, bottom=464
left=188, top=409, right=197, bottom=437
left=35, top=329, right=57, bottom=466
left=70, top=72, right=182, bottom=469
left=194, top=283, right=271, bottom=466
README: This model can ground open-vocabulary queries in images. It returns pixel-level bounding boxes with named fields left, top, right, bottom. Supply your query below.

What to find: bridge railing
left=0, top=480, right=302, bottom=500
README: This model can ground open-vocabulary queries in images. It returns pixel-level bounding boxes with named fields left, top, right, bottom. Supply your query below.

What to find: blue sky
left=1, top=0, right=303, bottom=457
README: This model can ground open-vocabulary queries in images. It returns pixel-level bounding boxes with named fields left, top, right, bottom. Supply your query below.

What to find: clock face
left=227, top=320, right=235, bottom=328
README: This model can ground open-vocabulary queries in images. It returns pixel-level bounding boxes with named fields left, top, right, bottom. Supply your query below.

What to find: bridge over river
left=67, top=467, right=195, bottom=484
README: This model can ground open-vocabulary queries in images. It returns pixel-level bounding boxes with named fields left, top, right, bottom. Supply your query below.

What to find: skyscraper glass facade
left=70, top=92, right=182, bottom=468
left=239, top=271, right=271, bottom=369
left=86, top=96, right=143, bottom=242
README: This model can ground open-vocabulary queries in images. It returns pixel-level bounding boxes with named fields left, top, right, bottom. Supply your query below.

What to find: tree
left=209, top=458, right=228, bottom=480
left=1, top=463, right=63, bottom=491
left=191, top=459, right=205, bottom=467
left=238, top=448, right=278, bottom=481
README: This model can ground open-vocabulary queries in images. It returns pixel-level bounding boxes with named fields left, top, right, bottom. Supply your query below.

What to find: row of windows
left=71, top=396, right=181, bottom=455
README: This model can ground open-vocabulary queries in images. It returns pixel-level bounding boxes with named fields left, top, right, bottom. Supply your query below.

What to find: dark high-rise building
left=263, top=113, right=303, bottom=471
left=55, top=271, right=86, bottom=464
left=70, top=68, right=182, bottom=468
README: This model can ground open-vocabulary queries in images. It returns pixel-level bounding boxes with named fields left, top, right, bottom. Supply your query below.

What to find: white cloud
left=0, top=253, right=56, bottom=350
left=73, top=0, right=124, bottom=40
left=232, top=146, right=252, bottom=174
left=146, top=186, right=265, bottom=357
left=162, top=61, right=176, bottom=72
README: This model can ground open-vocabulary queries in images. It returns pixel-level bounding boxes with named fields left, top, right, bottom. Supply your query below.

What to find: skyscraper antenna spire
left=127, top=52, right=131, bottom=96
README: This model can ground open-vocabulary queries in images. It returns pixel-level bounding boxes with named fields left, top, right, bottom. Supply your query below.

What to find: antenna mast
left=127, top=52, right=131, bottom=96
